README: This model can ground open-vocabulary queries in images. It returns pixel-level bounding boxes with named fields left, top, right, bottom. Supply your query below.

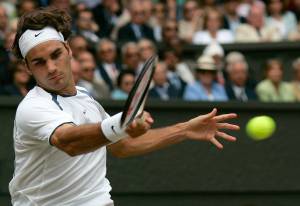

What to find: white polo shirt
left=9, top=86, right=113, bottom=206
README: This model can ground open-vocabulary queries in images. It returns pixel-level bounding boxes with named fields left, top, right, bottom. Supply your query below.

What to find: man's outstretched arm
left=108, top=108, right=240, bottom=158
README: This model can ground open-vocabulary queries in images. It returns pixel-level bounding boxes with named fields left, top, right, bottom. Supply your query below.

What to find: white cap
left=18, top=26, right=65, bottom=58
left=203, top=42, right=224, bottom=57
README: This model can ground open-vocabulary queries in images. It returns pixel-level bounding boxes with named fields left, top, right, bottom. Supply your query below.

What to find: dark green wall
left=1, top=97, right=300, bottom=206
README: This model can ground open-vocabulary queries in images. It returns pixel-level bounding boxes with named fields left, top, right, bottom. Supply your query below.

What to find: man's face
left=99, top=42, right=116, bottom=63
left=130, top=4, right=145, bottom=25
left=228, top=62, right=248, bottom=86
left=153, top=63, right=167, bottom=86
left=0, top=7, right=7, bottom=31
left=124, top=47, right=140, bottom=70
left=120, top=74, right=135, bottom=93
left=25, top=40, right=73, bottom=93
left=77, top=52, right=96, bottom=82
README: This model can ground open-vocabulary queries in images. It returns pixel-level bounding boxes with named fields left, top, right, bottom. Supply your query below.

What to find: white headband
left=18, top=26, right=65, bottom=58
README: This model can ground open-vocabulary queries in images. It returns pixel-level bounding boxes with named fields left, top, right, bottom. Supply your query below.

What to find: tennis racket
left=120, top=55, right=158, bottom=128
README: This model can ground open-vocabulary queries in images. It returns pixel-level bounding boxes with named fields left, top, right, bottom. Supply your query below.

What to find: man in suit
left=149, top=61, right=181, bottom=100
left=235, top=4, right=281, bottom=42
left=95, top=39, right=122, bottom=91
left=117, top=0, right=155, bottom=43
left=225, top=52, right=257, bottom=101
left=222, top=0, right=247, bottom=33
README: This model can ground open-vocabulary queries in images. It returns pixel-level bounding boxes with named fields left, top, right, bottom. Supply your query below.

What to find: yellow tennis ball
left=246, top=116, right=276, bottom=141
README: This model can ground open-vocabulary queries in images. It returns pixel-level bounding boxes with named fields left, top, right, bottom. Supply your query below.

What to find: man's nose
left=46, top=59, right=57, bottom=73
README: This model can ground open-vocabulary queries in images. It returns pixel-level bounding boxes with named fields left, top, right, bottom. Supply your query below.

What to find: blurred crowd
left=1, top=0, right=300, bottom=102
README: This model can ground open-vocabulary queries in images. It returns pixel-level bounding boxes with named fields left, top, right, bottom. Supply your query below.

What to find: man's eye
left=52, top=52, right=62, bottom=59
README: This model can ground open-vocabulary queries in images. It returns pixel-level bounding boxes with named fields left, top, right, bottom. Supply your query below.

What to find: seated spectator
left=256, top=59, right=295, bottom=102
left=0, top=5, right=9, bottom=41
left=95, top=39, right=122, bottom=91
left=117, top=0, right=155, bottom=43
left=225, top=52, right=257, bottom=101
left=68, top=35, right=89, bottom=58
left=149, top=61, right=181, bottom=100
left=178, top=0, right=204, bottom=43
left=148, top=2, right=165, bottom=42
left=121, top=42, right=143, bottom=74
left=75, top=9, right=100, bottom=45
left=237, top=0, right=265, bottom=18
left=291, top=57, right=300, bottom=101
left=184, top=55, right=228, bottom=101
left=222, top=0, right=247, bottom=33
left=111, top=70, right=135, bottom=100
left=193, top=8, right=234, bottom=45
left=92, top=0, right=125, bottom=38
left=77, top=51, right=110, bottom=99
left=16, top=0, right=37, bottom=17
left=203, top=42, right=225, bottom=85
left=138, top=39, right=157, bottom=63
left=265, top=0, right=297, bottom=39
left=161, top=19, right=182, bottom=49
left=70, top=58, right=82, bottom=85
left=3, top=61, right=33, bottom=96
left=163, top=48, right=195, bottom=85
left=235, top=4, right=281, bottom=42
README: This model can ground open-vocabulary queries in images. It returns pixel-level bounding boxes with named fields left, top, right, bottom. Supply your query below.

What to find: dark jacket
left=96, top=63, right=123, bottom=91
left=225, top=80, right=257, bottom=101
left=117, top=23, right=155, bottom=43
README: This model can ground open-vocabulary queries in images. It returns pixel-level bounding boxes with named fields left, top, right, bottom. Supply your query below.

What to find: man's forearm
left=108, top=123, right=188, bottom=158
left=51, top=123, right=111, bottom=156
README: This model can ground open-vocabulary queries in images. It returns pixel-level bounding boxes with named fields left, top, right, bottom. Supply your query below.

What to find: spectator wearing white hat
left=183, top=55, right=228, bottom=101
left=203, top=42, right=225, bottom=85
left=224, top=52, right=257, bottom=101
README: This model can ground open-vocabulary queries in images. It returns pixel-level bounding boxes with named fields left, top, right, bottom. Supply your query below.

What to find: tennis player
left=9, top=7, right=239, bottom=206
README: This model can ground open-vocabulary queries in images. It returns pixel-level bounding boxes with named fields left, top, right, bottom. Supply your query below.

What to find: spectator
left=202, top=42, right=225, bottom=85
left=117, top=0, right=155, bottom=43
left=235, top=5, right=281, bottom=42
left=225, top=52, right=257, bottom=101
left=148, top=2, right=165, bottom=42
left=49, top=0, right=71, bottom=12
left=77, top=51, right=110, bottom=99
left=17, top=0, right=38, bottom=17
left=291, top=57, right=300, bottom=101
left=163, top=49, right=191, bottom=96
left=184, top=55, right=228, bottom=101
left=237, top=0, right=265, bottom=18
left=149, top=61, right=181, bottom=100
left=138, top=39, right=157, bottom=63
left=68, top=35, right=89, bottom=58
left=222, top=0, right=247, bottom=33
left=161, top=19, right=181, bottom=48
left=193, top=8, right=234, bottom=45
left=3, top=61, right=32, bottom=96
left=71, top=58, right=82, bottom=85
left=0, top=5, right=9, bottom=41
left=75, top=9, right=100, bottom=45
left=265, top=0, right=297, bottom=39
left=163, top=41, right=195, bottom=84
left=92, top=0, right=124, bottom=38
left=111, top=70, right=135, bottom=100
left=178, top=0, right=204, bottom=43
left=256, top=59, right=295, bottom=102
left=95, top=39, right=122, bottom=91
left=121, top=42, right=143, bottom=74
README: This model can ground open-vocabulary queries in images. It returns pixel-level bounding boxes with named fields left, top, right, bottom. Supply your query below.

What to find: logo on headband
left=35, top=32, right=42, bottom=37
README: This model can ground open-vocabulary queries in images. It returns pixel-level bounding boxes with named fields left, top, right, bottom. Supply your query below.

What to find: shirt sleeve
left=15, top=98, right=74, bottom=145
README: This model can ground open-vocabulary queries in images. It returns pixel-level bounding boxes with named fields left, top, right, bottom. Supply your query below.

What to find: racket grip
left=101, top=112, right=127, bottom=143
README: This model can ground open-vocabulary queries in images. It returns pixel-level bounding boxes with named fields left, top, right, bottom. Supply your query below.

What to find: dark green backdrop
left=1, top=97, right=300, bottom=206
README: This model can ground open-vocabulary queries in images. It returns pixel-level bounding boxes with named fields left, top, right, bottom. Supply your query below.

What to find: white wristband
left=101, top=112, right=127, bottom=143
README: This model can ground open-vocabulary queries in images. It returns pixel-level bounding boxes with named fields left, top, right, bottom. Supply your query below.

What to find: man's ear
left=23, top=59, right=33, bottom=75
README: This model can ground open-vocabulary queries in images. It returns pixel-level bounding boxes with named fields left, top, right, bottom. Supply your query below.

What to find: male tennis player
left=9, top=7, right=239, bottom=206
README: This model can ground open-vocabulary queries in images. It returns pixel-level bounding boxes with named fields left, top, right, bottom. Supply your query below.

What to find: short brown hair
left=12, top=7, right=72, bottom=59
